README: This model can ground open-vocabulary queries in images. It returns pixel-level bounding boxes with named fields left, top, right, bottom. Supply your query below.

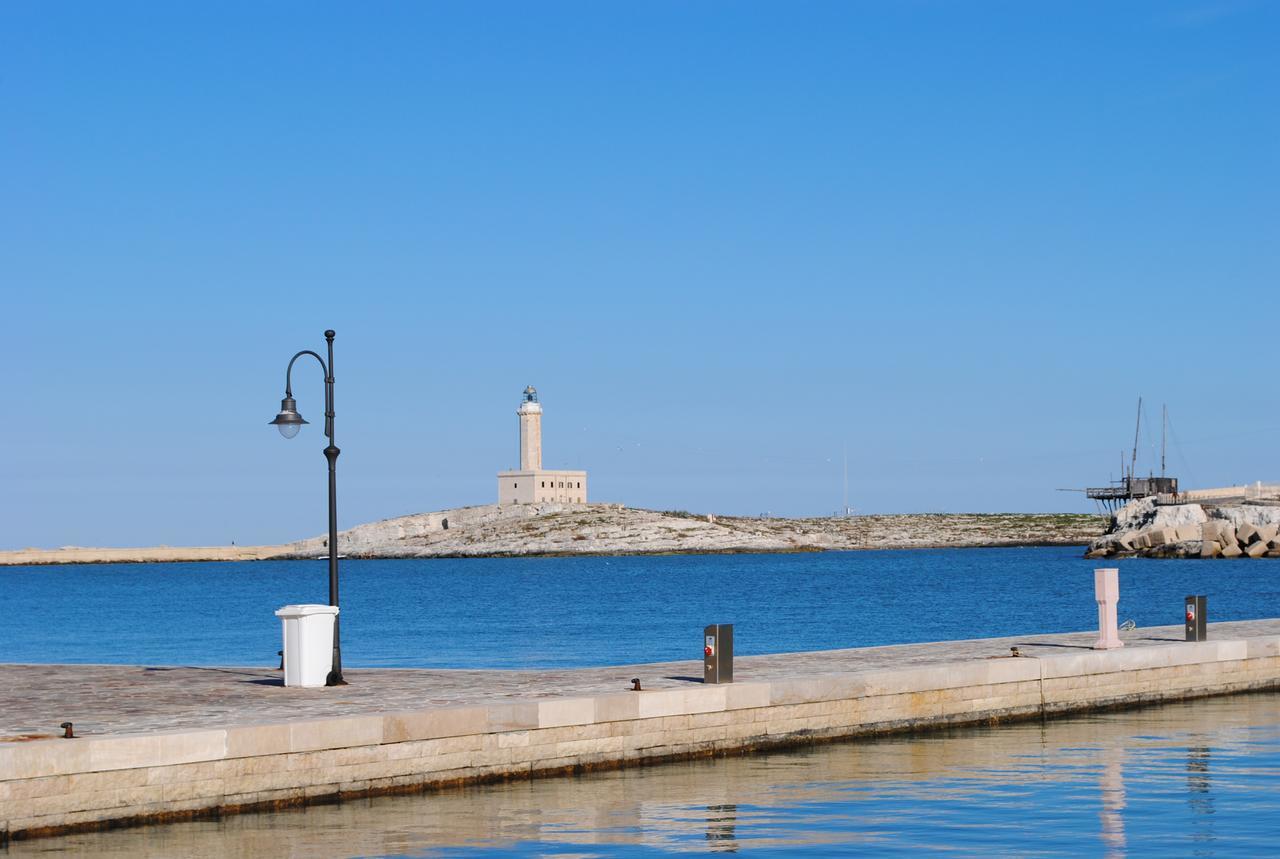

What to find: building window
left=514, top=482, right=518, bottom=488
left=541, top=481, right=545, bottom=488
left=576, top=482, right=581, bottom=488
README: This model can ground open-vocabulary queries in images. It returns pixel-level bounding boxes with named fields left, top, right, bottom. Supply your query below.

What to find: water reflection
left=11, top=693, right=1279, bottom=857
left=704, top=804, right=737, bottom=851
left=1098, top=746, right=1126, bottom=857
left=1186, top=744, right=1214, bottom=848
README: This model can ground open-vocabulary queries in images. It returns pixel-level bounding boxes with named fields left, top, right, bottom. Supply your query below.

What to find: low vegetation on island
left=1, top=504, right=1106, bottom=565
left=272, top=503, right=1104, bottom=560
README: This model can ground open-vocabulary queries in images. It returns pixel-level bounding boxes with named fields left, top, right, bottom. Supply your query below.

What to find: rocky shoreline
left=1, top=504, right=1104, bottom=565
left=275, top=503, right=1103, bottom=559
left=1085, top=497, right=1280, bottom=559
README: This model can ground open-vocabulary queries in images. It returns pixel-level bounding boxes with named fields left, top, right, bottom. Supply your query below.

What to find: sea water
left=2, top=547, right=1278, bottom=668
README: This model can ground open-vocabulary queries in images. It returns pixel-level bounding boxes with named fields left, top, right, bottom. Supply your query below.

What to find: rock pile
left=1201, top=521, right=1280, bottom=558
left=1086, top=497, right=1280, bottom=559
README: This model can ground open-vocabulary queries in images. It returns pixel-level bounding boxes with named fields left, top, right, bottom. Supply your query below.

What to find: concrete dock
left=3, top=619, right=1279, bottom=844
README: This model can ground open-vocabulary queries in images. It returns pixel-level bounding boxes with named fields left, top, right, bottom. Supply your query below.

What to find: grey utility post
left=703, top=624, right=734, bottom=684
left=1185, top=595, right=1207, bottom=642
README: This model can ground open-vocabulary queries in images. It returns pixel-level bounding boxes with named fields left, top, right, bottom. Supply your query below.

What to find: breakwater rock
left=1086, top=497, right=1280, bottom=559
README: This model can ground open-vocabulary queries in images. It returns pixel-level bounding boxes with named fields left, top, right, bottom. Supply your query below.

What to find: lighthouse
left=518, top=385, right=542, bottom=470
left=497, top=386, right=588, bottom=505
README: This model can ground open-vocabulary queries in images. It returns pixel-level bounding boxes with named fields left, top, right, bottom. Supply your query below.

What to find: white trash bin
left=274, top=604, right=339, bottom=687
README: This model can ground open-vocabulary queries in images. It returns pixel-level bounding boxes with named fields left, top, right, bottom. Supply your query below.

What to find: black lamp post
left=269, top=329, right=346, bottom=686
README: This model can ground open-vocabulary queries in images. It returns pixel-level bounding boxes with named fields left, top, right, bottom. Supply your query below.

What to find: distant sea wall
left=1086, top=497, right=1280, bottom=559
left=0, top=545, right=284, bottom=566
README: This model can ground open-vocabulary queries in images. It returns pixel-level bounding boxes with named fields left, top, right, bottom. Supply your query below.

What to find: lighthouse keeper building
left=497, top=386, right=588, bottom=505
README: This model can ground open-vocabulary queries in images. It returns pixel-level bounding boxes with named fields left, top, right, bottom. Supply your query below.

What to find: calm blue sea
left=2, top=547, right=1277, bottom=668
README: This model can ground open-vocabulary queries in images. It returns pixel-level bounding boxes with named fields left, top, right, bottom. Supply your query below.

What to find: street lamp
left=269, top=329, right=346, bottom=686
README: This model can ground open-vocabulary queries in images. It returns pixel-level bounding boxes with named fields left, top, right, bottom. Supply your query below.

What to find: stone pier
left=3, top=618, right=1279, bottom=844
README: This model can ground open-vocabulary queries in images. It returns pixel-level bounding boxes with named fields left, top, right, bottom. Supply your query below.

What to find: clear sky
left=2, top=2, right=1276, bottom=549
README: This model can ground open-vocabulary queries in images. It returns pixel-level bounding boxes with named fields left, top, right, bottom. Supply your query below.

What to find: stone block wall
left=4, top=634, right=1279, bottom=844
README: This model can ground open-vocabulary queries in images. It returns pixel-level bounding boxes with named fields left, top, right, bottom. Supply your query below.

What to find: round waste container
left=274, top=604, right=339, bottom=687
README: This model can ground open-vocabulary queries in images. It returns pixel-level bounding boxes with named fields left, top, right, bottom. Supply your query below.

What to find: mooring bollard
left=1185, top=595, right=1207, bottom=642
left=1093, top=568, right=1124, bottom=650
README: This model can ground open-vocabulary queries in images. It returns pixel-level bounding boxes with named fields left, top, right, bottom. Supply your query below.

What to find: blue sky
left=2, top=2, right=1276, bottom=548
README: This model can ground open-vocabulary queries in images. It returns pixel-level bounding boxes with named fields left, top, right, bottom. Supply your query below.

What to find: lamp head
left=269, top=396, right=308, bottom=439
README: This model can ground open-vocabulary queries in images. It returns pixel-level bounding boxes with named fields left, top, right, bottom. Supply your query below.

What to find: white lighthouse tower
left=497, top=386, right=588, bottom=505
left=517, top=385, right=542, bottom=470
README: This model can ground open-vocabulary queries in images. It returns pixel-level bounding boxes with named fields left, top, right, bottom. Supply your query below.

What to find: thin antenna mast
left=1161, top=404, right=1167, bottom=478
left=842, top=445, right=849, bottom=517
left=1130, top=396, right=1142, bottom=486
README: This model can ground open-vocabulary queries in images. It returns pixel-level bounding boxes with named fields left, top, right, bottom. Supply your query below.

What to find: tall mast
left=1130, top=396, right=1142, bottom=486
left=1161, top=404, right=1167, bottom=478
left=842, top=444, right=849, bottom=516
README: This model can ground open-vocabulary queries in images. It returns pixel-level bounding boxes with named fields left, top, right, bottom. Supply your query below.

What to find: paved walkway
left=4, top=619, right=1277, bottom=740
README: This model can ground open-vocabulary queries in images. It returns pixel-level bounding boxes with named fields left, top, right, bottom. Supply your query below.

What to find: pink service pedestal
left=1093, top=567, right=1124, bottom=650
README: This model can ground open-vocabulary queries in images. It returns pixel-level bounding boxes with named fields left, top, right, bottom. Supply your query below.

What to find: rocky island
left=0, top=504, right=1104, bottom=565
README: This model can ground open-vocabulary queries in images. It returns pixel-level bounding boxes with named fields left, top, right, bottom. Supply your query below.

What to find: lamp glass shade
left=269, top=396, right=308, bottom=438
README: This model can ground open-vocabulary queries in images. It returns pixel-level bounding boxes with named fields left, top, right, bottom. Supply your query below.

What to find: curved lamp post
left=269, top=329, right=345, bottom=686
